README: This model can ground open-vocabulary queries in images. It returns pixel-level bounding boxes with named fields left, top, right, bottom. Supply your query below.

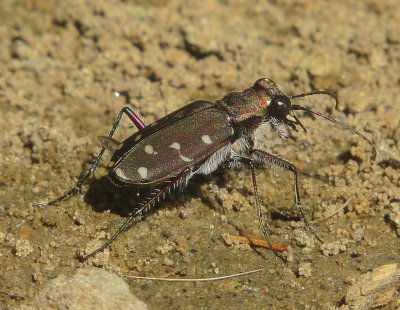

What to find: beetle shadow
left=83, top=174, right=200, bottom=220
left=82, top=171, right=247, bottom=239
left=84, top=176, right=157, bottom=217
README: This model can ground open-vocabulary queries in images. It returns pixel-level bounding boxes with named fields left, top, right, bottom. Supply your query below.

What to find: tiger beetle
left=34, top=78, right=376, bottom=261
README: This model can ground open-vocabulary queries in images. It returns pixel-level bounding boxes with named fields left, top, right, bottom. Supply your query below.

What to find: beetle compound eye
left=269, top=95, right=291, bottom=118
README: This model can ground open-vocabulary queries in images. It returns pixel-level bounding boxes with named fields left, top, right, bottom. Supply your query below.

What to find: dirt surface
left=1, top=0, right=399, bottom=309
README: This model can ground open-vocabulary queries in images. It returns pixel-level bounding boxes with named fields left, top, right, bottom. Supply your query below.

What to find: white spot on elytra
left=137, top=167, right=148, bottom=179
left=134, top=134, right=142, bottom=142
left=179, top=155, right=193, bottom=162
left=144, top=144, right=154, bottom=154
left=115, top=167, right=128, bottom=180
left=169, top=142, right=181, bottom=150
left=201, top=135, right=213, bottom=144
left=169, top=142, right=192, bottom=162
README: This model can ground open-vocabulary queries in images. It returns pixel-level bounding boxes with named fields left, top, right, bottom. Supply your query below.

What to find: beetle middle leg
left=33, top=106, right=146, bottom=207
left=250, top=149, right=323, bottom=243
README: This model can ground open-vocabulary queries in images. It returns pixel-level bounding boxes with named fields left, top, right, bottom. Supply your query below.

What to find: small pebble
left=298, top=262, right=312, bottom=278
left=344, top=263, right=400, bottom=309
left=21, top=268, right=148, bottom=310
left=14, top=239, right=34, bottom=258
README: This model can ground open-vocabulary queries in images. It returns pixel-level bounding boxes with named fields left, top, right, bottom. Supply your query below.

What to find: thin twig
left=227, top=234, right=288, bottom=252
left=123, top=268, right=263, bottom=282
left=313, top=197, right=353, bottom=224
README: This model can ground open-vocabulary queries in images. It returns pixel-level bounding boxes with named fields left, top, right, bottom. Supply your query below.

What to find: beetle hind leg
left=81, top=169, right=191, bottom=261
left=33, top=107, right=146, bottom=207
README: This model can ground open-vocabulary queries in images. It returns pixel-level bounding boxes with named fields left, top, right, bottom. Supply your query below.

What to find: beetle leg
left=250, top=149, right=323, bottom=243
left=81, top=169, right=190, bottom=261
left=230, top=155, right=286, bottom=261
left=120, top=106, right=146, bottom=130
left=33, top=107, right=146, bottom=207
left=114, top=90, right=147, bottom=129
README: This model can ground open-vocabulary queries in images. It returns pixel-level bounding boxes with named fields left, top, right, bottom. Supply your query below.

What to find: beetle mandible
left=34, top=78, right=376, bottom=261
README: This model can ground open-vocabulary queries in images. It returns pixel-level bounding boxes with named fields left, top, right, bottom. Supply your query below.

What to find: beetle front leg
left=33, top=106, right=146, bottom=207
left=230, top=155, right=286, bottom=260
left=250, top=149, right=323, bottom=243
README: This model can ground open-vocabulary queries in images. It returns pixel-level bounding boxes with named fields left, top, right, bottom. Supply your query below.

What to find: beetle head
left=253, top=78, right=306, bottom=136
left=253, top=78, right=376, bottom=160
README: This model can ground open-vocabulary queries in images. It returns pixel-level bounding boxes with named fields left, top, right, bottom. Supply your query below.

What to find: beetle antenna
left=290, top=90, right=339, bottom=109
left=291, top=104, right=376, bottom=160
left=291, top=112, right=307, bottom=133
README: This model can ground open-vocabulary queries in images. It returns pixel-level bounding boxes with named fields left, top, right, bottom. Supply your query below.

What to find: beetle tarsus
left=33, top=186, right=80, bottom=207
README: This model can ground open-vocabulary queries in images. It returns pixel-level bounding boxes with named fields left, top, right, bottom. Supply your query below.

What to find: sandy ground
left=0, top=0, right=399, bottom=309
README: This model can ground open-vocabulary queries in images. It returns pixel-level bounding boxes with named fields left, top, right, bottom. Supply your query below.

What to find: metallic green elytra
left=34, top=78, right=376, bottom=261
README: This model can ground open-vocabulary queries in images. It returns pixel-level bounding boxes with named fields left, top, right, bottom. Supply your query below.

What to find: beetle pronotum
left=34, top=78, right=376, bottom=261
